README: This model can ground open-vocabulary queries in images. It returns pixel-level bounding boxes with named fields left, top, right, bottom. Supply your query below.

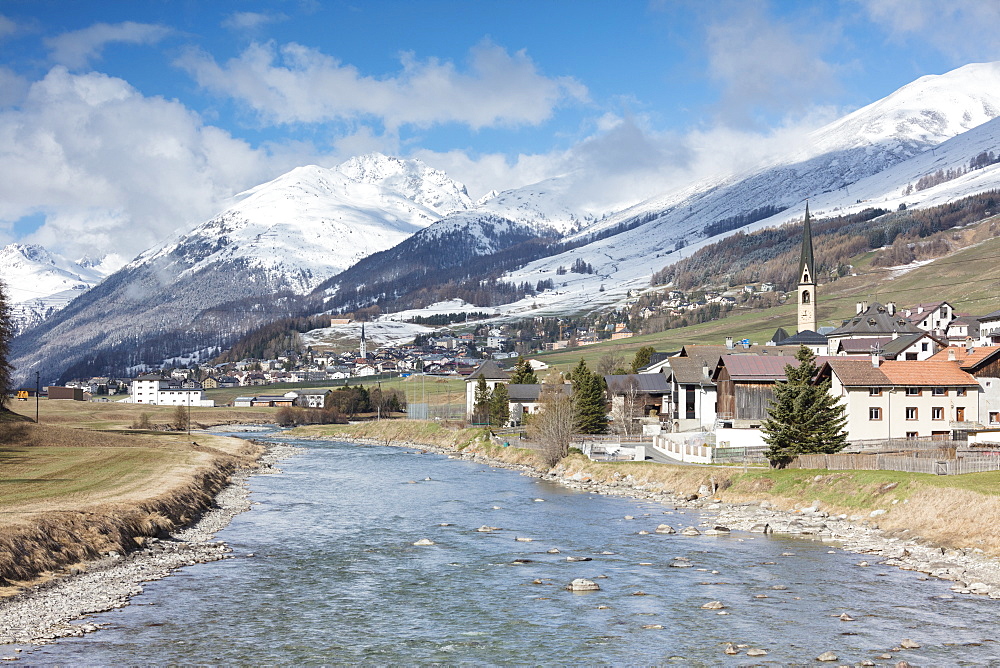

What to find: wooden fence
left=790, top=453, right=1000, bottom=475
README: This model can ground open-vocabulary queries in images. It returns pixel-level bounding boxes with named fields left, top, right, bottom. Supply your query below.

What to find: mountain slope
left=8, top=154, right=473, bottom=383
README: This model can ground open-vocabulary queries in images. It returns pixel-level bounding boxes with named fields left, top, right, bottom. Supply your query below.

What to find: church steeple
left=797, top=202, right=817, bottom=333
left=359, top=322, right=367, bottom=359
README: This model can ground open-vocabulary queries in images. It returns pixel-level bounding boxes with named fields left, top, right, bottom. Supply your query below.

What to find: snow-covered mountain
left=8, top=154, right=475, bottom=382
left=0, top=244, right=122, bottom=333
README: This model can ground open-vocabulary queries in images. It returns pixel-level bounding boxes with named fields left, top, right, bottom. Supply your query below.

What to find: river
left=19, top=434, right=1000, bottom=665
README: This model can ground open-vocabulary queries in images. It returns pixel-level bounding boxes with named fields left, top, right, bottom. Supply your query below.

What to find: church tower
left=797, top=203, right=817, bottom=333
left=359, top=322, right=367, bottom=359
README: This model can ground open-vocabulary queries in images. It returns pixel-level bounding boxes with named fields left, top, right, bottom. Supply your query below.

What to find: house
left=129, top=374, right=214, bottom=407
left=825, top=301, right=924, bottom=347
left=464, top=360, right=510, bottom=421
left=900, top=301, right=954, bottom=336
left=664, top=357, right=717, bottom=432
left=833, top=337, right=892, bottom=356
left=296, top=390, right=332, bottom=408
left=978, top=309, right=1000, bottom=345
left=47, top=386, right=85, bottom=401
left=250, top=395, right=295, bottom=407
left=929, top=345, right=1000, bottom=428
left=233, top=397, right=254, bottom=407
left=774, top=329, right=828, bottom=355
left=818, top=359, right=981, bottom=442
left=603, top=373, right=671, bottom=421
left=610, top=323, right=634, bottom=340
left=879, top=332, right=946, bottom=361
left=946, top=315, right=981, bottom=343
left=507, top=383, right=572, bottom=425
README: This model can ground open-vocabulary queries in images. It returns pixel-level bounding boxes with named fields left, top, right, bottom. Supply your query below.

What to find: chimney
left=862, top=300, right=868, bottom=313
left=725, top=336, right=734, bottom=349
left=917, top=306, right=924, bottom=314
left=948, top=348, right=956, bottom=361
left=702, top=360, right=710, bottom=379
left=856, top=302, right=864, bottom=314
left=887, top=302, right=896, bottom=316
left=872, top=353, right=880, bottom=368
left=967, top=339, right=975, bottom=355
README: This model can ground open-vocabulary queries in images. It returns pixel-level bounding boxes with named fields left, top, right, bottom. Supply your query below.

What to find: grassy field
left=9, top=397, right=276, bottom=430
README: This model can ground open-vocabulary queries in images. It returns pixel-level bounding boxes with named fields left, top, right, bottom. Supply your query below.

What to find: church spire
left=360, top=321, right=367, bottom=359
left=797, top=202, right=817, bottom=334
left=798, top=201, right=815, bottom=285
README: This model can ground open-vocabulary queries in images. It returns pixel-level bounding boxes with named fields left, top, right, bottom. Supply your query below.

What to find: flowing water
left=19, top=434, right=1000, bottom=665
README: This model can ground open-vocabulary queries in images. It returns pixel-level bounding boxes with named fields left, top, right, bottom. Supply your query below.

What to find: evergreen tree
left=489, top=382, right=509, bottom=428
left=570, top=359, right=608, bottom=434
left=0, top=281, right=10, bottom=409
left=762, top=346, right=848, bottom=468
left=473, top=375, right=491, bottom=425
left=630, top=345, right=656, bottom=373
left=509, top=356, right=538, bottom=384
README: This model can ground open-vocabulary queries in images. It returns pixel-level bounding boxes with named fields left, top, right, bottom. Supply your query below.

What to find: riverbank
left=292, top=421, right=1000, bottom=600
left=0, top=438, right=302, bottom=647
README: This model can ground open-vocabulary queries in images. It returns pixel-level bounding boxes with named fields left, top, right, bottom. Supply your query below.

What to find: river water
left=19, top=434, right=1000, bottom=665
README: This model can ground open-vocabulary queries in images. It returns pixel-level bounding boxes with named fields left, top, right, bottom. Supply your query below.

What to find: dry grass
left=0, top=419, right=261, bottom=595
left=8, top=399, right=275, bottom=431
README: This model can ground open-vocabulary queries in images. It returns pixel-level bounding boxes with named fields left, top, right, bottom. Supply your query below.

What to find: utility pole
left=35, top=371, right=40, bottom=424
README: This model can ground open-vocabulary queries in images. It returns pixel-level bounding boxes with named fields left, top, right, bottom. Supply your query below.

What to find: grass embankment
left=0, top=408, right=261, bottom=597
left=299, top=419, right=1000, bottom=556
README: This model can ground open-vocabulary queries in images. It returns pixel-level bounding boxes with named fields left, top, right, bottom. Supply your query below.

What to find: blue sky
left=1, top=0, right=999, bottom=260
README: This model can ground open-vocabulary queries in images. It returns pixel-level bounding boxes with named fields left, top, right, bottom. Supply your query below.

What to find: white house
left=818, top=359, right=980, bottom=442
left=978, top=309, right=1000, bottom=345
left=129, top=374, right=214, bottom=407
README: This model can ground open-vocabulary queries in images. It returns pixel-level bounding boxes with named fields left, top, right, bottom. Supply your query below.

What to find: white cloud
left=705, top=6, right=841, bottom=125
left=0, top=67, right=29, bottom=107
left=859, top=0, right=1000, bottom=61
left=222, top=11, right=288, bottom=31
left=0, top=67, right=302, bottom=260
left=44, top=21, right=172, bottom=69
left=0, top=14, right=16, bottom=39
left=176, top=39, right=588, bottom=130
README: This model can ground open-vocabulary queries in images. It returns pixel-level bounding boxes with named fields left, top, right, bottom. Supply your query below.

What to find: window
left=956, top=387, right=967, bottom=396
left=906, top=431, right=918, bottom=439
left=906, top=387, right=921, bottom=396
left=932, top=407, right=944, bottom=420
left=869, top=407, right=882, bottom=420
left=921, top=342, right=929, bottom=352
left=905, top=407, right=918, bottom=420
left=990, top=412, right=999, bottom=425
left=869, top=387, right=882, bottom=396
left=932, top=387, right=946, bottom=396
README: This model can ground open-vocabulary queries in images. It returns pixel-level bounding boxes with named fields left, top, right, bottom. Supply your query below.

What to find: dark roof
left=668, top=357, right=716, bottom=386
left=770, top=327, right=790, bottom=344
left=980, top=309, right=1000, bottom=322
left=835, top=337, right=891, bottom=354
left=778, top=329, right=828, bottom=346
left=466, top=360, right=510, bottom=381
left=880, top=332, right=932, bottom=357
left=827, top=302, right=924, bottom=339
left=604, top=374, right=671, bottom=394
left=507, top=383, right=571, bottom=402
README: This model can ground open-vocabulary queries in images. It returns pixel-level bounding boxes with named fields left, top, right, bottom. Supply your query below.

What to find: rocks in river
left=816, top=651, right=838, bottom=661
left=514, top=537, right=533, bottom=542
left=637, top=530, right=650, bottom=535
left=566, top=556, right=592, bottom=562
left=641, top=624, right=664, bottom=629
left=703, top=526, right=731, bottom=535
left=476, top=525, right=500, bottom=532
left=533, top=498, right=545, bottom=502
left=681, top=526, right=701, bottom=536
left=565, top=578, right=600, bottom=591
left=412, top=538, right=435, bottom=546
left=899, top=639, right=920, bottom=649
left=631, top=591, right=648, bottom=596
left=749, top=523, right=772, bottom=534
left=746, top=648, right=767, bottom=657
left=624, top=515, right=635, bottom=520
left=839, top=612, right=855, bottom=621
left=724, top=643, right=739, bottom=655
left=700, top=600, right=725, bottom=609
left=655, top=524, right=676, bottom=534
left=547, top=548, right=561, bottom=554
left=771, top=585, right=788, bottom=590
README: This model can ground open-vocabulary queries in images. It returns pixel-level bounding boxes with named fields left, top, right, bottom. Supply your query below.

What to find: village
left=26, top=210, right=1000, bottom=476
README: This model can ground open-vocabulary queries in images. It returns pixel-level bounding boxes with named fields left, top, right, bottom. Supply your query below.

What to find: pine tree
left=509, top=356, right=538, bottom=384
left=630, top=346, right=656, bottom=373
left=473, top=375, right=491, bottom=426
left=762, top=346, right=848, bottom=468
left=0, top=281, right=12, bottom=409
left=570, top=359, right=608, bottom=434
left=489, top=382, right=509, bottom=428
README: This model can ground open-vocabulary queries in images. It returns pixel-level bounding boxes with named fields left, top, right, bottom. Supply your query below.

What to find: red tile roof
left=878, top=360, right=979, bottom=386
left=928, top=345, right=1000, bottom=370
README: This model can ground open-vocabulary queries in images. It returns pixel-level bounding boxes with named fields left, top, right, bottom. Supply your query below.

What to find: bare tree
left=596, top=349, right=626, bottom=376
left=528, top=369, right=576, bottom=467
left=607, top=376, right=652, bottom=436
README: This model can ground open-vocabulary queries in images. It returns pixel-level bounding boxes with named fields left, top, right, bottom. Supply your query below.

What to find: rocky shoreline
left=341, top=434, right=1000, bottom=603
left=0, top=440, right=303, bottom=649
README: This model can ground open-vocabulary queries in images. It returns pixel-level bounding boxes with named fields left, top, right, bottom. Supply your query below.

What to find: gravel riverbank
left=0, top=440, right=303, bottom=648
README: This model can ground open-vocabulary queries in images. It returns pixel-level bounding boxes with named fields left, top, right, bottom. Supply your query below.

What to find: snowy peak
left=335, top=153, right=473, bottom=214
left=814, top=62, right=1000, bottom=152
left=0, top=243, right=107, bottom=303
